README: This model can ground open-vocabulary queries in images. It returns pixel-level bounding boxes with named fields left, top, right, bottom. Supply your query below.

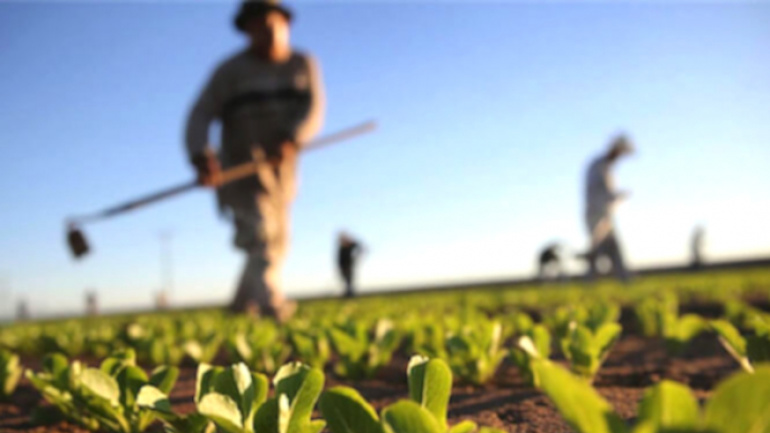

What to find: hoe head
left=67, top=223, right=90, bottom=259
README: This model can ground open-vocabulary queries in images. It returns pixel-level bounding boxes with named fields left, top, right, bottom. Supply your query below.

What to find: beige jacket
left=185, top=49, right=325, bottom=168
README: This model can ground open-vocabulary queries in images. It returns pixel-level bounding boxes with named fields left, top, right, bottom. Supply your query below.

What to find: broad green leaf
left=565, top=326, right=595, bottom=376
left=512, top=312, right=534, bottom=335
left=185, top=341, right=204, bottom=362
left=517, top=335, right=541, bottom=359
left=253, top=397, right=279, bottom=433
left=636, top=381, right=698, bottom=431
left=594, top=323, right=622, bottom=359
left=232, top=363, right=256, bottom=425
left=407, top=356, right=452, bottom=430
left=704, top=366, right=770, bottom=433
left=137, top=385, right=174, bottom=416
left=198, top=393, right=244, bottom=433
left=531, top=325, right=552, bottom=359
left=116, top=364, right=149, bottom=409
left=532, top=360, right=627, bottom=433
left=1, top=351, right=22, bottom=397
left=306, top=419, right=326, bottom=433
left=213, top=365, right=242, bottom=410
left=448, top=420, right=477, bottom=433
left=100, top=348, right=137, bottom=376
left=233, top=363, right=253, bottom=396
left=274, top=362, right=325, bottom=431
left=274, top=362, right=310, bottom=400
left=676, top=315, right=705, bottom=342
left=319, top=387, right=382, bottom=433
left=234, top=334, right=254, bottom=362
left=84, top=394, right=130, bottom=432
left=328, top=328, right=366, bottom=359
left=196, top=363, right=216, bottom=403
left=747, top=336, right=770, bottom=365
left=512, top=336, right=538, bottom=386
left=711, top=320, right=752, bottom=372
left=586, top=303, right=620, bottom=332
left=80, top=368, right=120, bottom=406
left=252, top=372, right=269, bottom=402
left=42, top=353, right=70, bottom=389
left=150, top=365, right=180, bottom=395
left=381, top=401, right=443, bottom=433
left=251, top=372, right=270, bottom=422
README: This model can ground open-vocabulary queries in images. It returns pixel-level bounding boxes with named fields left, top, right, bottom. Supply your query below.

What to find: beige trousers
left=585, top=214, right=628, bottom=281
left=226, top=154, right=297, bottom=312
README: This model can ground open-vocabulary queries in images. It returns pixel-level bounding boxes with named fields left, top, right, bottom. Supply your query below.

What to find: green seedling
left=327, top=319, right=401, bottom=379
left=0, top=349, right=22, bottom=400
left=405, top=320, right=447, bottom=360
left=560, top=321, right=621, bottom=381
left=252, top=362, right=326, bottom=433
left=511, top=311, right=535, bottom=336
left=27, top=349, right=179, bottom=433
left=511, top=325, right=551, bottom=387
left=319, top=355, right=505, bottom=433
left=121, top=322, right=185, bottom=366
left=184, top=332, right=223, bottom=365
left=532, top=358, right=770, bottom=433
left=288, top=327, right=330, bottom=370
left=446, top=319, right=507, bottom=385
left=141, top=361, right=325, bottom=433
left=584, top=302, right=621, bottom=333
left=228, top=322, right=291, bottom=375
left=710, top=319, right=770, bottom=373
left=635, top=294, right=707, bottom=355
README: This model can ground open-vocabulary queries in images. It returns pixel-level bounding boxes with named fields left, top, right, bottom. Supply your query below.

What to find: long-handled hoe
left=66, top=120, right=377, bottom=259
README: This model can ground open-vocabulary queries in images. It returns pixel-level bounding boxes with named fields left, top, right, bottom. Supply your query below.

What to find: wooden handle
left=216, top=120, right=378, bottom=187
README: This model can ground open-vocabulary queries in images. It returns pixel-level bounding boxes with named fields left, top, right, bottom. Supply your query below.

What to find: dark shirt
left=338, top=242, right=360, bottom=269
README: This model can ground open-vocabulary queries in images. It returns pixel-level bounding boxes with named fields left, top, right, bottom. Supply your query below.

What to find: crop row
left=4, top=347, right=769, bottom=433
left=2, top=293, right=769, bottom=386
left=21, top=349, right=507, bottom=433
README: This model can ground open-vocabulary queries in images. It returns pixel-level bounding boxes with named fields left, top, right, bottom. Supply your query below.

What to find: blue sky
left=1, top=2, right=769, bottom=318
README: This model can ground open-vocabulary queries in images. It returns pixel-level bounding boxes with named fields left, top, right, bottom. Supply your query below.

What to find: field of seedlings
left=1, top=267, right=770, bottom=433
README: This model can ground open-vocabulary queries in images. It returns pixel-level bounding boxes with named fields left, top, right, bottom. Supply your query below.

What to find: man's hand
left=191, top=150, right=222, bottom=187
left=615, top=190, right=631, bottom=201
left=266, top=140, right=299, bottom=168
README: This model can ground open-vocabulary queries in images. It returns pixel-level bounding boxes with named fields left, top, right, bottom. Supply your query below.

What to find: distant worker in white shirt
left=584, top=135, right=634, bottom=281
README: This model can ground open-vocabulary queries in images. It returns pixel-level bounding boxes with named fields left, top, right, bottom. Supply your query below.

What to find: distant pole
left=16, top=299, right=29, bottom=321
left=0, top=275, right=9, bottom=322
left=159, top=230, right=174, bottom=306
left=85, top=290, right=98, bottom=316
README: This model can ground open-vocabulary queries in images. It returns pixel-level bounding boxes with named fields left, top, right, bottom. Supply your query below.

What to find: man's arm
left=185, top=64, right=228, bottom=185
left=605, top=167, right=631, bottom=203
left=292, top=54, right=326, bottom=146
left=185, top=65, right=228, bottom=161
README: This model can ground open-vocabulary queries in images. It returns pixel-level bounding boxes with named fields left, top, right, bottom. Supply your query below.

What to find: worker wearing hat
left=185, top=0, right=325, bottom=321
left=583, top=134, right=633, bottom=281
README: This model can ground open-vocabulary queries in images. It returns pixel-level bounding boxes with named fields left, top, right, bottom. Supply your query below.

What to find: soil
left=0, top=303, right=751, bottom=433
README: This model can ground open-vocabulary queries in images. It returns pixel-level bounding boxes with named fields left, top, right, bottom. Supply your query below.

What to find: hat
left=234, top=0, right=293, bottom=32
left=608, top=134, right=634, bottom=156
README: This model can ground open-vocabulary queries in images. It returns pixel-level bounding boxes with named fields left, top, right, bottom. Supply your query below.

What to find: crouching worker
left=185, top=0, right=325, bottom=321
left=537, top=243, right=564, bottom=281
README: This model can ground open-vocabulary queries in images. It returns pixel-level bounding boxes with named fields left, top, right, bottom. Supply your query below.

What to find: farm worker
left=691, top=226, right=705, bottom=269
left=337, top=232, right=364, bottom=298
left=537, top=243, right=564, bottom=281
left=584, top=134, right=633, bottom=281
left=185, top=0, right=325, bottom=321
